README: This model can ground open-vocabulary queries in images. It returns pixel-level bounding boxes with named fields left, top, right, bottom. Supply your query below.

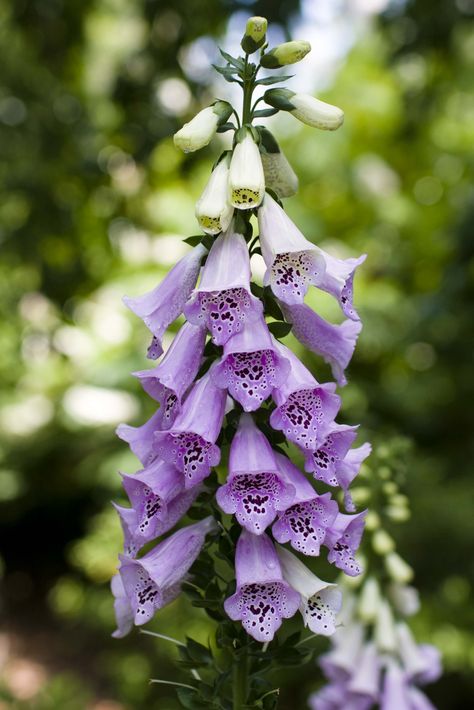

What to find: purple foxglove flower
left=184, top=229, right=262, bottom=346
left=272, top=453, right=338, bottom=555
left=406, top=687, right=437, bottom=710
left=324, top=510, right=367, bottom=576
left=111, top=573, right=134, bottom=638
left=120, top=459, right=200, bottom=543
left=116, top=409, right=162, bottom=467
left=303, top=424, right=358, bottom=482
left=113, top=502, right=141, bottom=557
left=277, top=545, right=342, bottom=636
left=396, top=623, right=442, bottom=686
left=224, top=530, right=300, bottom=642
left=270, top=341, right=341, bottom=450
left=257, top=194, right=325, bottom=305
left=314, top=250, right=366, bottom=321
left=132, top=321, right=206, bottom=429
left=309, top=683, right=373, bottom=710
left=123, top=244, right=206, bottom=359
left=211, top=316, right=290, bottom=411
left=336, top=442, right=372, bottom=512
left=347, top=642, right=381, bottom=701
left=320, top=622, right=365, bottom=681
left=216, top=414, right=295, bottom=534
left=281, top=303, right=362, bottom=386
left=154, top=368, right=226, bottom=487
left=119, top=517, right=215, bottom=626
left=381, top=662, right=411, bottom=710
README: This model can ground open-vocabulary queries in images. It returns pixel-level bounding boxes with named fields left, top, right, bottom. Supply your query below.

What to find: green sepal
left=263, top=88, right=296, bottom=112
left=217, top=122, right=235, bottom=133
left=253, top=108, right=279, bottom=118
left=257, top=126, right=280, bottom=154
left=268, top=321, right=292, bottom=338
left=183, top=235, right=203, bottom=247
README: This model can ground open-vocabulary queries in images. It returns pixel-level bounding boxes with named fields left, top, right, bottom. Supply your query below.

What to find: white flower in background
left=228, top=127, right=265, bottom=210
left=173, top=100, right=233, bottom=153
left=259, top=127, right=298, bottom=198
left=277, top=545, right=342, bottom=636
left=385, top=551, right=414, bottom=583
left=358, top=576, right=381, bottom=622
left=374, top=599, right=398, bottom=653
left=195, top=154, right=233, bottom=234
left=264, top=88, right=344, bottom=130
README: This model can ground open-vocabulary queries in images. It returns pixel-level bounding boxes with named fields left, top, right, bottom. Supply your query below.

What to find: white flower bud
left=388, top=583, right=420, bottom=616
left=174, top=101, right=232, bottom=153
left=372, top=528, right=395, bottom=555
left=358, top=577, right=381, bottom=623
left=261, top=40, right=311, bottom=69
left=385, top=552, right=414, bottom=584
left=374, top=600, right=397, bottom=653
left=229, top=129, right=265, bottom=210
left=241, top=16, right=267, bottom=53
left=264, top=89, right=344, bottom=130
left=195, top=155, right=233, bottom=234
left=259, top=127, right=298, bottom=198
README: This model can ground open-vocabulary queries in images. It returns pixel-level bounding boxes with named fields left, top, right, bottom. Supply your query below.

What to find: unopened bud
left=261, top=40, right=311, bottom=69
left=173, top=101, right=233, bottom=153
left=372, top=529, right=395, bottom=555
left=264, top=89, right=344, bottom=130
left=241, top=16, right=267, bottom=53
left=258, top=126, right=298, bottom=198
left=374, top=600, right=397, bottom=653
left=358, top=577, right=381, bottom=622
left=385, top=552, right=414, bottom=584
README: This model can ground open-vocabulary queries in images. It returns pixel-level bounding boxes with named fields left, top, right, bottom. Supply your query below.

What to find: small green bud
left=372, top=529, right=395, bottom=555
left=385, top=552, right=414, bottom=583
left=261, top=40, right=311, bottom=69
left=241, top=16, right=267, bottom=54
left=365, top=511, right=381, bottom=531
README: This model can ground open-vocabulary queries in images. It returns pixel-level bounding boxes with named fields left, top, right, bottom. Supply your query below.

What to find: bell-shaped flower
left=119, top=459, right=200, bottom=546
left=277, top=545, right=342, bottom=636
left=173, top=101, right=233, bottom=153
left=323, top=509, right=367, bottom=576
left=281, top=303, right=362, bottom=386
left=153, top=367, right=226, bottom=487
left=272, top=453, right=338, bottom=556
left=309, top=683, right=373, bottom=710
left=216, top=414, right=295, bottom=534
left=195, top=154, right=233, bottom=234
left=123, top=244, right=206, bottom=359
left=228, top=128, right=265, bottom=210
left=132, top=321, right=206, bottom=430
left=358, top=577, right=381, bottom=623
left=381, top=661, right=411, bottom=710
left=264, top=88, right=344, bottom=130
left=224, top=530, right=300, bottom=642
left=347, top=642, right=381, bottom=701
left=257, top=194, right=325, bottom=305
left=270, top=341, right=341, bottom=451
left=396, top=623, right=442, bottom=686
left=388, top=583, right=420, bottom=617
left=113, top=503, right=141, bottom=558
left=336, top=441, right=372, bottom=511
left=211, top=315, right=290, bottom=411
left=320, top=622, right=365, bottom=681
left=116, top=409, right=163, bottom=467
left=303, top=423, right=358, bottom=483
left=259, top=128, right=298, bottom=198
left=111, top=573, right=134, bottom=638
left=314, top=250, right=366, bottom=321
left=119, top=517, right=215, bottom=626
left=184, top=228, right=262, bottom=346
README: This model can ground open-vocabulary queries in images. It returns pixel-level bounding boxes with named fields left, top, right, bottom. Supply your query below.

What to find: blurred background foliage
left=0, top=0, right=473, bottom=707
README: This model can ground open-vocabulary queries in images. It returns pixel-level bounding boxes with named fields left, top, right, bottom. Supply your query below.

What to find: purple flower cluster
left=310, top=618, right=441, bottom=710
left=111, top=140, right=369, bottom=643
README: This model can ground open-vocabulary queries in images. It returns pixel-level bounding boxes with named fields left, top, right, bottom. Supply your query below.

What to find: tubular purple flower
left=277, top=545, right=342, bottom=636
left=123, top=244, right=206, bottom=359
left=120, top=459, right=200, bottom=543
left=116, top=409, right=162, bottom=467
left=320, top=622, right=365, bottom=681
left=184, top=228, right=263, bottom=346
left=272, top=453, right=338, bottom=556
left=347, top=642, right=381, bottom=701
left=153, top=368, right=226, bottom=487
left=314, top=250, right=366, bottom=321
left=396, top=623, right=442, bottom=685
left=113, top=503, right=141, bottom=558
left=216, top=414, right=295, bottom=534
left=303, top=424, right=358, bottom=481
left=257, top=194, right=325, bottom=305
left=119, top=517, right=215, bottom=626
left=111, top=573, right=134, bottom=638
left=270, top=341, right=341, bottom=450
left=132, top=321, right=206, bottom=429
left=211, top=315, right=290, bottom=411
left=309, top=683, right=372, bottom=710
left=281, top=302, right=362, bottom=386
left=224, top=530, right=300, bottom=642
left=336, top=442, right=372, bottom=512
left=324, top=509, right=367, bottom=576
left=381, top=662, right=411, bottom=710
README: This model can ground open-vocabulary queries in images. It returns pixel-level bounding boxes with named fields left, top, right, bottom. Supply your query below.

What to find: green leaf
left=183, top=235, right=203, bottom=246
left=250, top=282, right=264, bottom=298
left=268, top=321, right=292, bottom=338
left=256, top=74, right=294, bottom=86
left=253, top=108, right=279, bottom=117
left=217, top=122, right=235, bottom=133
left=218, top=49, right=245, bottom=70
left=186, top=637, right=213, bottom=665
left=263, top=292, right=284, bottom=321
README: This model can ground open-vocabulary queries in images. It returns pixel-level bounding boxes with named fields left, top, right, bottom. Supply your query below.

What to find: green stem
left=242, top=55, right=254, bottom=125
left=232, top=646, right=248, bottom=709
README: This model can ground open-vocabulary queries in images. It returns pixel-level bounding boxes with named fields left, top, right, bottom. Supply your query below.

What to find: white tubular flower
left=174, top=101, right=232, bottom=153
left=261, top=40, right=311, bottom=69
left=195, top=154, right=233, bottom=234
left=264, top=88, right=344, bottom=131
left=277, top=545, right=342, bottom=636
left=358, top=577, right=381, bottom=623
left=259, top=127, right=298, bottom=198
left=229, top=127, right=265, bottom=210
left=388, top=583, right=420, bottom=617
left=396, top=623, right=433, bottom=679
left=374, top=599, right=398, bottom=653
left=347, top=642, right=381, bottom=700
